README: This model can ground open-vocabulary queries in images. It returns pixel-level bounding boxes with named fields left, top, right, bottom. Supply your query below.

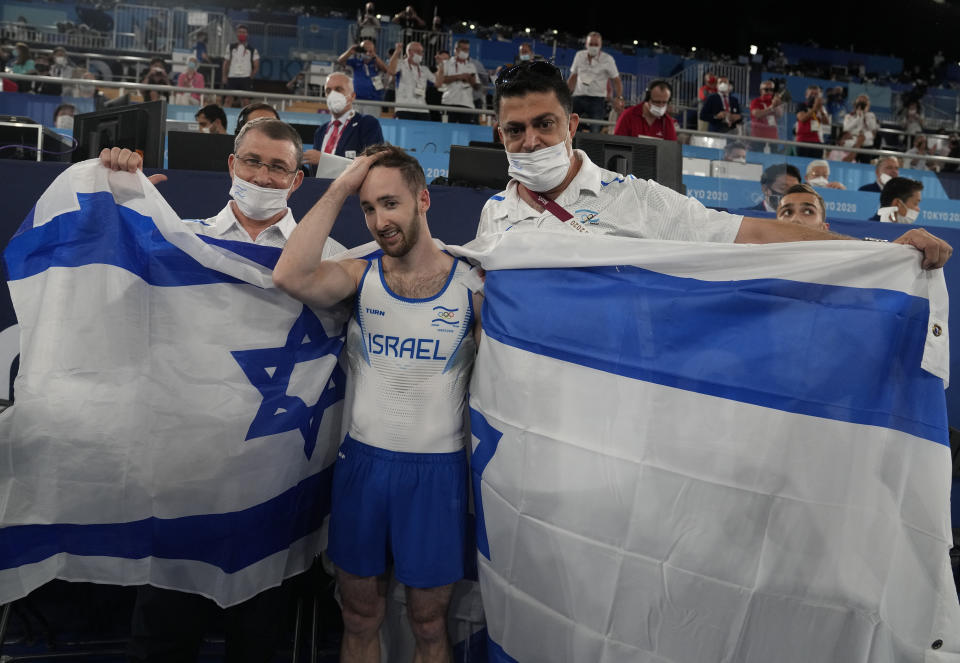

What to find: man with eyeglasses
left=98, top=118, right=345, bottom=662
left=613, top=79, right=676, bottom=141
left=478, top=61, right=951, bottom=268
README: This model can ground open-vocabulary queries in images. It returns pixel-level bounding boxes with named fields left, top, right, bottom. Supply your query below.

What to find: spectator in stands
left=392, top=5, right=425, bottom=31
left=825, top=86, right=847, bottom=126
left=141, top=58, right=171, bottom=102
left=357, top=2, right=380, bottom=43
left=941, top=134, right=960, bottom=173
left=858, top=156, right=900, bottom=192
left=795, top=85, right=828, bottom=158
left=26, top=54, right=61, bottom=95
left=426, top=50, right=448, bottom=121
left=388, top=41, right=436, bottom=120
left=900, top=100, right=924, bottom=138
left=436, top=39, right=480, bottom=124
left=494, top=43, right=544, bottom=80
left=876, top=177, right=923, bottom=223
left=904, top=135, right=935, bottom=171
left=723, top=141, right=748, bottom=163
left=193, top=31, right=210, bottom=64
left=613, top=80, right=676, bottom=141
left=174, top=56, right=205, bottom=105
left=52, top=103, right=76, bottom=130
left=223, top=25, right=259, bottom=108
left=825, top=131, right=864, bottom=163
left=697, top=72, right=717, bottom=131
left=700, top=76, right=742, bottom=134
left=304, top=72, right=383, bottom=168
left=50, top=47, right=75, bottom=79
left=338, top=39, right=387, bottom=102
left=843, top=94, right=878, bottom=163
left=236, top=102, right=279, bottom=135
left=805, top=160, right=845, bottom=190
left=750, top=80, right=783, bottom=144
left=287, top=70, right=308, bottom=96
left=195, top=104, right=228, bottom=134
left=10, top=42, right=33, bottom=75
left=567, top=32, right=623, bottom=126
left=776, top=183, right=829, bottom=231
left=750, top=163, right=802, bottom=212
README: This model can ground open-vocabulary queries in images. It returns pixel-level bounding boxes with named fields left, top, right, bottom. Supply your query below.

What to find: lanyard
left=521, top=186, right=591, bottom=234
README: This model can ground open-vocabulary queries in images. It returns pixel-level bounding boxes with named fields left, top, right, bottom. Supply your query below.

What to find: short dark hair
left=781, top=183, right=826, bottom=218
left=880, top=177, right=923, bottom=207
left=53, top=102, right=75, bottom=121
left=495, top=61, right=571, bottom=119
left=236, top=24, right=248, bottom=31
left=456, top=39, right=470, bottom=48
left=236, top=102, right=279, bottom=135
left=196, top=104, right=228, bottom=130
left=235, top=118, right=303, bottom=167
left=724, top=140, right=747, bottom=156
left=761, top=163, right=802, bottom=188
left=361, top=143, right=426, bottom=195
left=644, top=79, right=672, bottom=101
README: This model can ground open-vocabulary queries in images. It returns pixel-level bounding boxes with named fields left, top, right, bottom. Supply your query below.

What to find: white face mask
left=519, top=53, right=531, bottom=61
left=230, top=174, right=291, bottom=220
left=878, top=172, right=893, bottom=186
left=411, top=53, right=422, bottom=64
left=55, top=115, right=74, bottom=130
left=326, top=89, right=348, bottom=115
left=54, top=56, right=67, bottom=66
left=717, top=82, right=730, bottom=94
left=842, top=138, right=856, bottom=148
left=808, top=176, right=829, bottom=187
left=899, top=205, right=919, bottom=224
left=457, top=49, right=469, bottom=60
left=506, top=137, right=571, bottom=193
left=729, top=156, right=746, bottom=164
left=587, top=45, right=600, bottom=56
left=648, top=103, right=667, bottom=118
left=200, top=126, right=211, bottom=134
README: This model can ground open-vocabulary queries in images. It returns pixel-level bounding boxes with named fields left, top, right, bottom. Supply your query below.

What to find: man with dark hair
left=235, top=102, right=279, bottom=135
left=223, top=24, right=259, bottom=107
left=195, top=103, right=228, bottom=134
left=750, top=163, right=802, bottom=212
left=435, top=38, right=480, bottom=124
left=477, top=61, right=950, bottom=269
left=613, top=80, right=676, bottom=141
left=699, top=76, right=742, bottom=134
left=776, top=183, right=829, bottom=230
left=723, top=141, right=748, bottom=163
left=337, top=39, right=387, bottom=102
left=274, top=143, right=482, bottom=663
left=876, top=177, right=924, bottom=223
left=99, top=118, right=345, bottom=663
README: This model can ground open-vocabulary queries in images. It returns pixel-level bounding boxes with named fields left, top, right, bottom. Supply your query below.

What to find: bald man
left=304, top=72, right=384, bottom=170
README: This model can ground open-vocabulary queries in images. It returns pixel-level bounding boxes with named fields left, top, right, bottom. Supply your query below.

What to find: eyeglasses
left=234, top=154, right=298, bottom=178
left=495, top=61, right=563, bottom=88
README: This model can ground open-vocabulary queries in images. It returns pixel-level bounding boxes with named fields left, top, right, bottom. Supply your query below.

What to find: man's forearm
left=274, top=184, right=350, bottom=286
left=735, top=217, right=851, bottom=244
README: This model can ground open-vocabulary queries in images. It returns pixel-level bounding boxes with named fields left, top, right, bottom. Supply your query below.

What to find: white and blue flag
left=0, top=161, right=347, bottom=608
left=457, top=231, right=959, bottom=663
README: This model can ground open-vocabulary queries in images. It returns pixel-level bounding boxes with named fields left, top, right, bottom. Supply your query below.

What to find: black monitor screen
left=448, top=145, right=509, bottom=190
left=167, top=131, right=236, bottom=172
left=72, top=99, right=166, bottom=168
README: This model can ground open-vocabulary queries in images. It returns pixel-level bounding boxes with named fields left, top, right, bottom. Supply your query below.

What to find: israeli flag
left=457, top=231, right=958, bottom=662
left=0, top=161, right=346, bottom=608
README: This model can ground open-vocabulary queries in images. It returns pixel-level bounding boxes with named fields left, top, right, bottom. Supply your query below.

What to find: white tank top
left=343, top=256, right=478, bottom=453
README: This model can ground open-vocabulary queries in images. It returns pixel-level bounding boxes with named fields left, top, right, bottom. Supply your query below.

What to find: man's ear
left=418, top=187, right=431, bottom=215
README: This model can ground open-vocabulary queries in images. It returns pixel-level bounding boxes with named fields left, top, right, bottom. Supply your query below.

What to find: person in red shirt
left=614, top=80, right=677, bottom=141
left=795, top=85, right=829, bottom=158
left=750, top=80, right=783, bottom=143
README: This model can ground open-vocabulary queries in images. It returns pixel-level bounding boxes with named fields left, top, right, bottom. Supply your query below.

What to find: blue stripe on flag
left=4, top=192, right=281, bottom=285
left=487, top=634, right=520, bottom=662
left=469, top=407, right=503, bottom=560
left=0, top=465, right=334, bottom=574
left=483, top=266, right=947, bottom=445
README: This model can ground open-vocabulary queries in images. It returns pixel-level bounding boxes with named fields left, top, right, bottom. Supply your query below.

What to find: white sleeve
left=632, top=178, right=742, bottom=243
left=606, top=54, right=619, bottom=79
left=426, top=67, right=436, bottom=84
left=842, top=113, right=858, bottom=133
left=475, top=200, right=499, bottom=238
left=252, top=48, right=260, bottom=62
left=570, top=52, right=582, bottom=75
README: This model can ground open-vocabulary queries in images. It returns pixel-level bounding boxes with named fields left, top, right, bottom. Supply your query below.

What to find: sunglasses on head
left=495, top=61, right=563, bottom=87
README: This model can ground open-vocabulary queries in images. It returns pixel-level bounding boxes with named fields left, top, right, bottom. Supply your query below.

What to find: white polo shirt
left=395, top=59, right=436, bottom=112
left=570, top=50, right=619, bottom=98
left=224, top=43, right=259, bottom=79
left=190, top=203, right=347, bottom=255
left=441, top=57, right=478, bottom=108
left=475, top=150, right=743, bottom=243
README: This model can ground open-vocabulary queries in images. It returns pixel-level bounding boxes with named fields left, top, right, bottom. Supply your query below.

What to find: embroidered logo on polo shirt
left=574, top=208, right=600, bottom=224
